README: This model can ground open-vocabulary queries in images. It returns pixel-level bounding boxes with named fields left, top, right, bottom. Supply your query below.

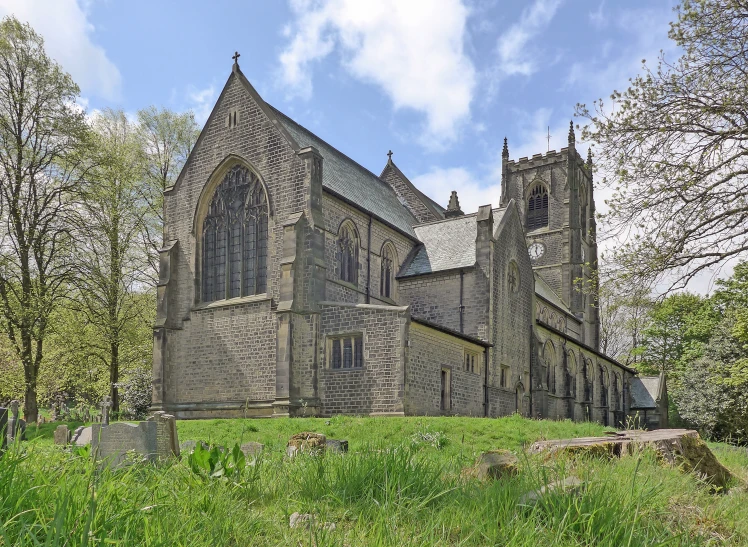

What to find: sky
left=3, top=0, right=719, bottom=291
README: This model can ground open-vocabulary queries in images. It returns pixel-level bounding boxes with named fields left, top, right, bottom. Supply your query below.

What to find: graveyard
left=3, top=409, right=748, bottom=545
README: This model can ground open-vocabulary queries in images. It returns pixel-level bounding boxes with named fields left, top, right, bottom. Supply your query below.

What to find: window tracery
left=201, top=165, right=268, bottom=303
left=380, top=242, right=396, bottom=299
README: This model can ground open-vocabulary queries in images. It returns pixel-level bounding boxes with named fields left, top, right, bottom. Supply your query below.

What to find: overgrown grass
left=3, top=416, right=748, bottom=545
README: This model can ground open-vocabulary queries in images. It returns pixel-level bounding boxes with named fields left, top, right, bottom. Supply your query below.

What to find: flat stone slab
left=240, top=442, right=264, bottom=457
left=73, top=426, right=92, bottom=446
left=530, top=429, right=733, bottom=489
left=325, top=439, right=348, bottom=453
left=519, top=476, right=584, bottom=505
left=463, top=449, right=518, bottom=481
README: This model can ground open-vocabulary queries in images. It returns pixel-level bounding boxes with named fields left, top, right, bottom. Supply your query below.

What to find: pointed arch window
left=380, top=242, right=396, bottom=299
left=201, top=165, right=268, bottom=303
left=338, top=222, right=359, bottom=285
left=527, top=184, right=549, bottom=230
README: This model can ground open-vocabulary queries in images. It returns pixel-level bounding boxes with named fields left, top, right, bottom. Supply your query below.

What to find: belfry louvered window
left=380, top=243, right=395, bottom=299
left=201, top=165, right=268, bottom=303
left=527, top=184, right=549, bottom=230
left=338, top=223, right=358, bottom=285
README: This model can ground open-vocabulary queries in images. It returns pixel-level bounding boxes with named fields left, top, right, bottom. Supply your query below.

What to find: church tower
left=500, top=123, right=600, bottom=350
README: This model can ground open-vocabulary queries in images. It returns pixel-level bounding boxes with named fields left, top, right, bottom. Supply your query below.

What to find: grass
left=2, top=415, right=748, bottom=546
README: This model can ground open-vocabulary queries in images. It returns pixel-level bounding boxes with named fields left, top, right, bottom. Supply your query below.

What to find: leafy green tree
left=0, top=17, right=90, bottom=421
left=73, top=109, right=153, bottom=412
left=137, top=106, right=199, bottom=279
left=577, top=0, right=748, bottom=290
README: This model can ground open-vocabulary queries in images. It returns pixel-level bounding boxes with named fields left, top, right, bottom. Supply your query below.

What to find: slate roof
left=535, top=273, right=570, bottom=314
left=630, top=376, right=662, bottom=409
left=269, top=106, right=420, bottom=238
left=398, top=214, right=478, bottom=277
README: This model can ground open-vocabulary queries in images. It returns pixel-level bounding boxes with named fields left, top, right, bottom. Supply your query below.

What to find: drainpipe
left=459, top=269, right=465, bottom=333
left=366, top=214, right=372, bottom=304
left=528, top=326, right=533, bottom=417
left=483, top=348, right=489, bottom=417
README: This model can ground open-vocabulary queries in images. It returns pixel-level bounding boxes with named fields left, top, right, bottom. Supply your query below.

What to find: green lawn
left=2, top=415, right=748, bottom=546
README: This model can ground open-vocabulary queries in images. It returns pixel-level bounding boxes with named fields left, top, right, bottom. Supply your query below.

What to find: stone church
left=151, top=59, right=660, bottom=426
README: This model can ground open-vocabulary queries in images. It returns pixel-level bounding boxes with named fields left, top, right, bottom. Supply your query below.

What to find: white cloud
left=495, top=0, right=563, bottom=77
left=588, top=1, right=608, bottom=29
left=186, top=84, right=217, bottom=126
left=0, top=0, right=121, bottom=101
left=278, top=0, right=476, bottom=149
left=411, top=167, right=500, bottom=214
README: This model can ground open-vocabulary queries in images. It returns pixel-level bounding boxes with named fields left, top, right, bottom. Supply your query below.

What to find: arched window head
left=543, top=341, right=556, bottom=393
left=380, top=242, right=397, bottom=299
left=338, top=221, right=359, bottom=285
left=527, top=183, right=549, bottom=230
left=201, top=165, right=268, bottom=303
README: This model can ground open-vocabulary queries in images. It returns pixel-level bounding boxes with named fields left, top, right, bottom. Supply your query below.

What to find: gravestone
left=147, top=411, right=180, bottom=459
left=92, top=416, right=179, bottom=468
left=240, top=441, right=264, bottom=458
left=54, top=425, right=71, bottom=445
left=0, top=407, right=7, bottom=450
left=92, top=422, right=158, bottom=467
left=287, top=432, right=326, bottom=457
left=73, top=426, right=92, bottom=446
left=6, top=400, right=25, bottom=444
left=99, top=396, right=112, bottom=426
left=325, top=439, right=348, bottom=454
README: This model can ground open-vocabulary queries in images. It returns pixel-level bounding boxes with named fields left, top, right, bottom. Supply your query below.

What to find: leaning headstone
left=325, top=439, right=348, bottom=454
left=54, top=425, right=71, bottom=446
left=287, top=432, right=326, bottom=457
left=92, top=421, right=158, bottom=468
left=240, top=441, right=264, bottom=458
left=0, top=407, right=7, bottom=449
left=73, top=426, right=92, bottom=446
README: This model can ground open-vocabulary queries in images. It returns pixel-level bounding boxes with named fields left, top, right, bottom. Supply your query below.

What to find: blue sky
left=2, top=0, right=700, bottom=284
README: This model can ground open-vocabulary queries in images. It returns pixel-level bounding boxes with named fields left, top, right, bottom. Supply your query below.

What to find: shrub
left=116, top=367, right=152, bottom=420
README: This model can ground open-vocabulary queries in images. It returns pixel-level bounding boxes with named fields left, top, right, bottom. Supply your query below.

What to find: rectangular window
left=441, top=368, right=452, bottom=411
left=500, top=365, right=510, bottom=388
left=328, top=334, right=363, bottom=370
left=464, top=350, right=481, bottom=375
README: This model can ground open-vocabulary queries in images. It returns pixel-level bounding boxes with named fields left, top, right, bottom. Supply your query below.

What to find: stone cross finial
left=232, top=51, right=240, bottom=68
left=387, top=150, right=393, bottom=162
left=100, top=395, right=112, bottom=426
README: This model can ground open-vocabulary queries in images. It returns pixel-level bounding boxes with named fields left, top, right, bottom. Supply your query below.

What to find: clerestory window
left=527, top=184, right=549, bottom=230
left=338, top=222, right=359, bottom=285
left=201, top=165, right=268, bottom=303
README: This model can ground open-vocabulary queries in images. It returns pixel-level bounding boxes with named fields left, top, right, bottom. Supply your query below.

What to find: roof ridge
left=267, top=104, right=393, bottom=193
left=413, top=212, right=478, bottom=228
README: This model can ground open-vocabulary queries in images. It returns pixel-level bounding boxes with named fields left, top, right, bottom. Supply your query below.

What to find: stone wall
left=318, top=302, right=409, bottom=416
left=405, top=322, right=486, bottom=416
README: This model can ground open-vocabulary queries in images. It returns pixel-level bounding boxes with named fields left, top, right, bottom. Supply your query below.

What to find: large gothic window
left=337, top=222, right=359, bottom=285
left=380, top=242, right=396, bottom=299
left=527, top=183, right=549, bottom=230
left=201, top=165, right=268, bottom=303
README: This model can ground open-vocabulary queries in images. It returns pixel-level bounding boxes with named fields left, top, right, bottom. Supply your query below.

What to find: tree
left=0, top=17, right=89, bottom=421
left=137, top=107, right=199, bottom=279
left=74, top=109, right=152, bottom=412
left=577, top=0, right=748, bottom=290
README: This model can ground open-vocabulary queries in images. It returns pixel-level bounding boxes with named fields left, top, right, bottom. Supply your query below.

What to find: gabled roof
left=269, top=106, right=420, bottom=239
left=630, top=376, right=663, bottom=409
left=398, top=214, right=477, bottom=277
left=535, top=273, right=570, bottom=314
left=381, top=160, right=445, bottom=220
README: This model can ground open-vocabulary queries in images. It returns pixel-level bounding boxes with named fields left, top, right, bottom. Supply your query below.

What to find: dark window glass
left=380, top=244, right=394, bottom=298
left=332, top=339, right=341, bottom=369
left=338, top=224, right=358, bottom=284
left=527, top=184, right=549, bottom=230
left=343, top=338, right=353, bottom=368
left=354, top=337, right=363, bottom=368
left=201, top=165, right=268, bottom=302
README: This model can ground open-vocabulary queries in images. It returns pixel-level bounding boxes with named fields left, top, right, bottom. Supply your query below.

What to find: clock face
left=528, top=242, right=545, bottom=261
